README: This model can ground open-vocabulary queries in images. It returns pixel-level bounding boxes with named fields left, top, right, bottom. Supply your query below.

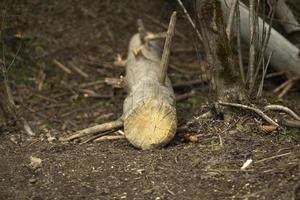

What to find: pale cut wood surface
left=222, top=0, right=300, bottom=76
left=122, top=34, right=177, bottom=150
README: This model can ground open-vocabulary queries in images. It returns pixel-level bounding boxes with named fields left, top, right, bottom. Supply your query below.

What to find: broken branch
left=60, top=119, right=123, bottom=142
left=159, top=11, right=177, bottom=85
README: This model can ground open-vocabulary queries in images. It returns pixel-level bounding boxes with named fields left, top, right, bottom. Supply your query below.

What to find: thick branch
left=221, top=0, right=300, bottom=76
left=275, top=0, right=300, bottom=34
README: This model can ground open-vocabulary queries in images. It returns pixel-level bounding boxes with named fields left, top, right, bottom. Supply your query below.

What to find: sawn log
left=122, top=33, right=177, bottom=150
left=60, top=15, right=177, bottom=149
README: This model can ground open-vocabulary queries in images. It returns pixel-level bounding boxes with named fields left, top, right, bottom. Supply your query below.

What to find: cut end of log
left=124, top=99, right=177, bottom=150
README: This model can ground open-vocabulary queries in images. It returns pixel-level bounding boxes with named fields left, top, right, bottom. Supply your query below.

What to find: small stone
left=29, top=178, right=36, bottom=184
left=29, top=156, right=42, bottom=170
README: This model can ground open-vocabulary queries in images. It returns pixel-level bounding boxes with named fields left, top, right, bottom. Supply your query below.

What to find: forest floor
left=0, top=0, right=300, bottom=199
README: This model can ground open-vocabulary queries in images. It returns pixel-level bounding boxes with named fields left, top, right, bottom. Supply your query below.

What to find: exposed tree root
left=264, top=105, right=300, bottom=121
left=218, top=101, right=279, bottom=126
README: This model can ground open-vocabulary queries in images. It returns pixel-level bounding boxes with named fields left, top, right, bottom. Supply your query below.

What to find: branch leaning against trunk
left=273, top=0, right=300, bottom=35
left=221, top=0, right=300, bottom=76
left=159, top=12, right=177, bottom=85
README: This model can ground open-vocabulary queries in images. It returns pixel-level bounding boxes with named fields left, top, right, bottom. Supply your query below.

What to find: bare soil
left=0, top=1, right=299, bottom=199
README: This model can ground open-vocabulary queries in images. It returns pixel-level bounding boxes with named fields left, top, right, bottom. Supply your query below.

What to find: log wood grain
left=122, top=34, right=177, bottom=150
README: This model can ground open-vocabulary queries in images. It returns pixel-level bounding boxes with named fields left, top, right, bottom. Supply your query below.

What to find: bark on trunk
left=0, top=74, right=15, bottom=125
left=196, top=0, right=244, bottom=108
left=122, top=33, right=177, bottom=150
left=221, top=0, right=300, bottom=76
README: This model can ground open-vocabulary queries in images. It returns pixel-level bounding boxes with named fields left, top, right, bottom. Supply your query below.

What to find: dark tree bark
left=196, top=0, right=245, bottom=115
left=0, top=73, right=15, bottom=125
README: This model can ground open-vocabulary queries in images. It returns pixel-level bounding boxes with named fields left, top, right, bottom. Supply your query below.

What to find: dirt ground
left=0, top=0, right=300, bottom=199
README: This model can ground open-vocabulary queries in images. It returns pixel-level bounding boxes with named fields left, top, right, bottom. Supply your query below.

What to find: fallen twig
left=105, top=77, right=124, bottom=88
left=175, top=90, right=195, bottom=102
left=69, top=62, right=89, bottom=79
left=277, top=80, right=298, bottom=98
left=53, top=59, right=72, bottom=74
left=80, top=130, right=117, bottom=144
left=60, top=119, right=123, bottom=142
left=195, top=111, right=213, bottom=120
left=255, top=152, right=292, bottom=163
left=79, top=80, right=105, bottom=88
left=200, top=169, right=254, bottom=173
left=273, top=76, right=299, bottom=94
left=218, top=101, right=279, bottom=126
left=265, top=71, right=285, bottom=79
left=93, top=135, right=125, bottom=142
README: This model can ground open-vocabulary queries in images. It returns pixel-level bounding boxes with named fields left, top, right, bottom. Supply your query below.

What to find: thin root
left=218, top=101, right=279, bottom=127
left=264, top=104, right=300, bottom=121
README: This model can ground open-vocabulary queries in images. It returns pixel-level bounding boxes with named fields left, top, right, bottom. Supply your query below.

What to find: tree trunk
left=0, top=73, right=15, bottom=126
left=196, top=0, right=244, bottom=113
left=122, top=33, right=177, bottom=150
